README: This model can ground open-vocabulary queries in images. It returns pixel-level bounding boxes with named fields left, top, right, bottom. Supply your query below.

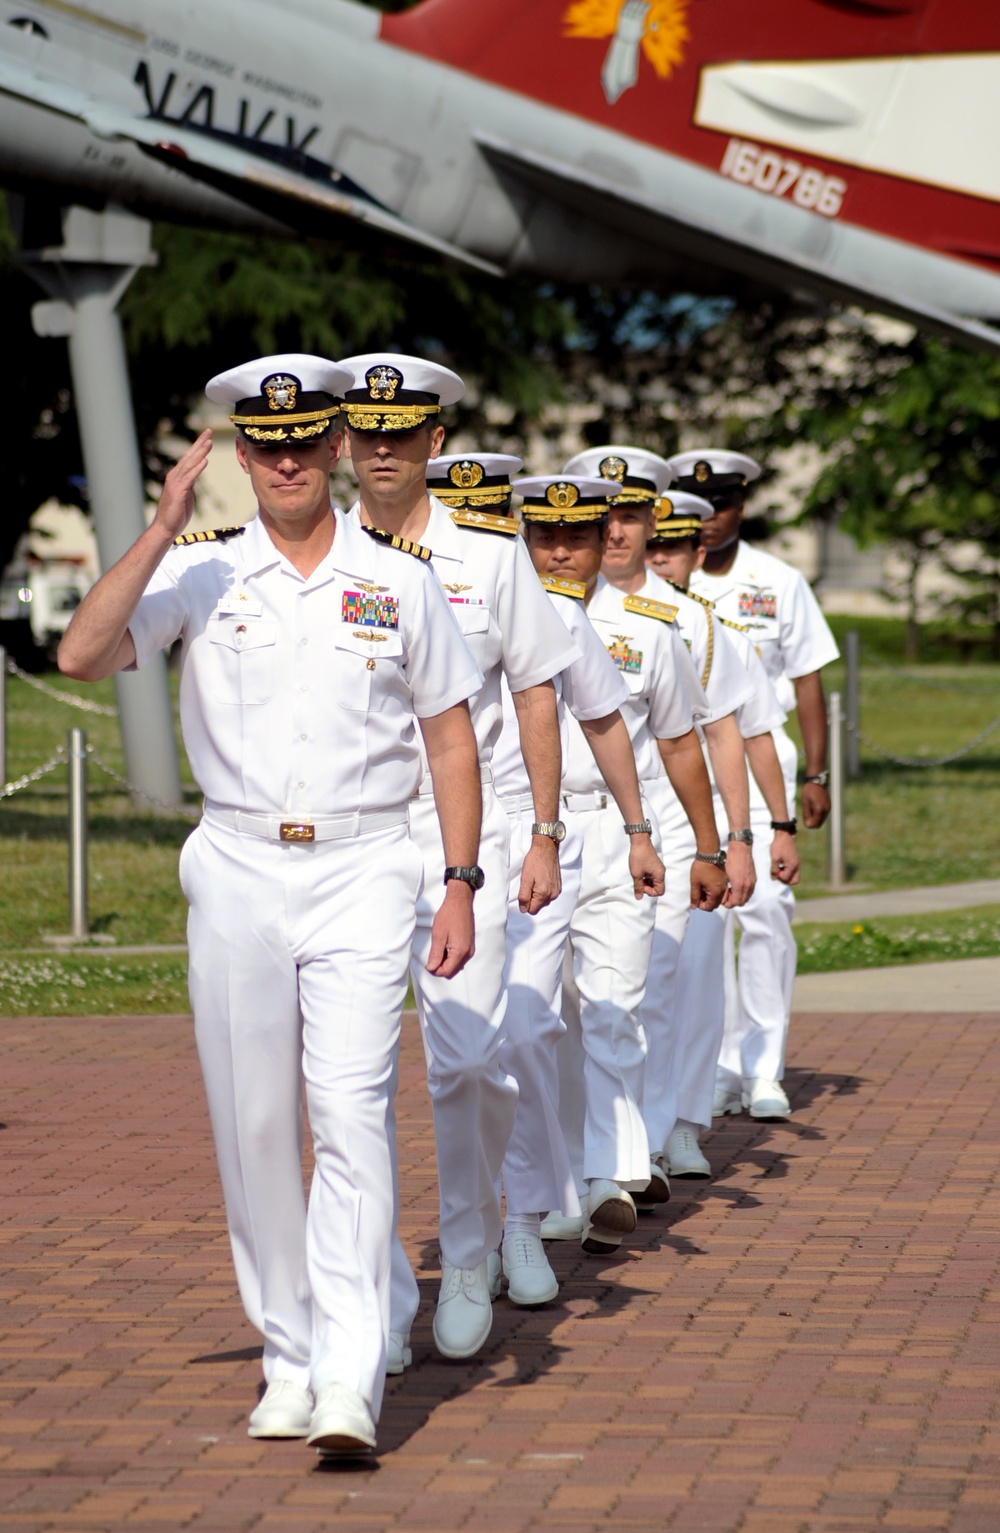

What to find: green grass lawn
left=795, top=904, right=1000, bottom=974
left=1, top=644, right=999, bottom=1010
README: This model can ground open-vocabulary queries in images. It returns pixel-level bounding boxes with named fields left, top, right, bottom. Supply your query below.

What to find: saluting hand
left=155, top=429, right=213, bottom=541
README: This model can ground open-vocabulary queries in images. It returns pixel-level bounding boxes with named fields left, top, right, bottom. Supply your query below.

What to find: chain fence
left=0, top=746, right=68, bottom=800
left=850, top=639, right=1000, bottom=768
left=1, top=741, right=196, bottom=817
left=4, top=657, right=118, bottom=716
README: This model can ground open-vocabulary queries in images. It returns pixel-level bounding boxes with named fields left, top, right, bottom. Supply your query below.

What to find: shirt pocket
left=205, top=618, right=277, bottom=705
left=451, top=602, right=491, bottom=668
left=334, top=628, right=404, bottom=713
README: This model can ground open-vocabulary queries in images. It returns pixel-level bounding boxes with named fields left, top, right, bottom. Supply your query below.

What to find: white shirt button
left=300, top=733, right=308, bottom=741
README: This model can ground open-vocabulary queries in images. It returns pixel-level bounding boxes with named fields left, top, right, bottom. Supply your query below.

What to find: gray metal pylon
left=14, top=201, right=183, bottom=811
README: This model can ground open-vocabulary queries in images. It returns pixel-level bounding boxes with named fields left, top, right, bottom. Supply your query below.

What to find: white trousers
left=181, top=815, right=421, bottom=1422
left=636, top=775, right=695, bottom=1157
left=499, top=801, right=583, bottom=1220
left=390, top=786, right=516, bottom=1335
left=557, top=800, right=658, bottom=1194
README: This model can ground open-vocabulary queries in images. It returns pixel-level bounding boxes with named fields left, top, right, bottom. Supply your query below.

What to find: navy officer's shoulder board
left=450, top=509, right=518, bottom=537
left=361, top=524, right=432, bottom=561
left=623, top=593, right=678, bottom=625
left=541, top=575, right=586, bottom=601
left=173, top=525, right=245, bottom=547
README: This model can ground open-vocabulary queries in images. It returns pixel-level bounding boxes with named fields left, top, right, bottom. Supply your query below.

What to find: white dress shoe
left=664, top=1124, right=712, bottom=1179
left=307, top=1382, right=376, bottom=1457
left=487, top=1249, right=502, bottom=1300
left=712, top=1083, right=743, bottom=1117
left=633, top=1158, right=671, bottom=1209
left=743, top=1077, right=791, bottom=1120
left=540, top=1209, right=586, bottom=1241
left=502, top=1233, right=559, bottom=1306
left=386, top=1330, right=412, bottom=1375
left=247, top=1379, right=313, bottom=1439
left=432, top=1259, right=493, bottom=1358
left=582, top=1180, right=637, bottom=1253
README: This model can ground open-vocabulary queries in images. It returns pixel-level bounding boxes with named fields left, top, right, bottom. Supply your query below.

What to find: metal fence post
left=0, top=646, right=6, bottom=787
left=68, top=726, right=88, bottom=940
left=845, top=629, right=861, bottom=779
left=827, top=691, right=847, bottom=890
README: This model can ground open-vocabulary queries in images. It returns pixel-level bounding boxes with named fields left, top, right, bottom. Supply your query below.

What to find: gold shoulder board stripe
left=719, top=617, right=751, bottom=634
left=173, top=525, right=245, bottom=547
left=541, top=575, right=586, bottom=601
left=450, top=510, right=518, bottom=536
left=361, top=524, right=432, bottom=561
left=623, top=594, right=678, bottom=624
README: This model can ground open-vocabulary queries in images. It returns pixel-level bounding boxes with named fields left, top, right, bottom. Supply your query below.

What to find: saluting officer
left=673, top=449, right=839, bottom=1120
left=57, top=357, right=485, bottom=1457
left=340, top=356, right=580, bottom=1361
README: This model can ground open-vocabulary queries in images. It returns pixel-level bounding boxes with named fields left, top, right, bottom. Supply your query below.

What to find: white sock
left=504, top=1213, right=541, bottom=1240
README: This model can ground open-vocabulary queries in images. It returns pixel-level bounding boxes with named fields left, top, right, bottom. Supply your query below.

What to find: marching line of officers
left=59, top=350, right=838, bottom=1460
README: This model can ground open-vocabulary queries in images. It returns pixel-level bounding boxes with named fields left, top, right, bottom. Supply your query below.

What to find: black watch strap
left=770, top=819, right=798, bottom=834
left=443, top=865, right=485, bottom=891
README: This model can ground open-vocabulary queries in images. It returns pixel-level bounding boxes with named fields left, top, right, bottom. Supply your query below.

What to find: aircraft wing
left=0, top=51, right=502, bottom=276
left=477, top=134, right=1000, bottom=356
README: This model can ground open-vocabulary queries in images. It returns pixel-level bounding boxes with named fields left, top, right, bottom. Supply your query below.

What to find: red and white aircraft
left=1, top=0, right=999, bottom=348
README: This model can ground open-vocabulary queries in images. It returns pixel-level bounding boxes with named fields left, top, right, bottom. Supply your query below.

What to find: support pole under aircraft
left=14, top=202, right=182, bottom=812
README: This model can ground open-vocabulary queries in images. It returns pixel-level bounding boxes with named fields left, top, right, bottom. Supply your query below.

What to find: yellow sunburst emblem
left=563, top=0, right=689, bottom=97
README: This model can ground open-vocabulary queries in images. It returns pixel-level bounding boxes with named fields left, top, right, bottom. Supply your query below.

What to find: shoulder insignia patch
left=719, top=617, right=751, bottom=634
left=541, top=575, right=586, bottom=601
left=450, top=510, right=518, bottom=536
left=173, top=525, right=245, bottom=547
left=361, top=524, right=432, bottom=561
left=623, top=594, right=678, bottom=625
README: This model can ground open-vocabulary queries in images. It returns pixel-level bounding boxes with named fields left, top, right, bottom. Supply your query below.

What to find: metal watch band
left=695, top=849, right=727, bottom=868
left=443, top=865, right=485, bottom=890
left=804, top=771, right=829, bottom=786
left=727, top=828, right=753, bottom=846
left=532, top=820, right=566, bottom=843
left=770, top=818, right=798, bottom=834
left=623, top=819, right=653, bottom=836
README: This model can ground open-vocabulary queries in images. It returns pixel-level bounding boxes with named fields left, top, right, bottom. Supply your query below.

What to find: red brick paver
left=2, top=1008, right=999, bottom=1532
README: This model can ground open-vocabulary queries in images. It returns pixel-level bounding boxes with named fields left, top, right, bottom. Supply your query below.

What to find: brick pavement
left=1, top=1007, right=999, bottom=1532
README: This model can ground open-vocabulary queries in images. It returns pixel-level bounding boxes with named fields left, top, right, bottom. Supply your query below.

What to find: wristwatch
left=532, top=820, right=567, bottom=843
left=695, top=848, right=727, bottom=868
left=443, top=865, right=486, bottom=891
left=804, top=771, right=829, bottom=787
left=770, top=818, right=798, bottom=834
left=727, top=828, right=754, bottom=847
left=623, top=819, right=653, bottom=837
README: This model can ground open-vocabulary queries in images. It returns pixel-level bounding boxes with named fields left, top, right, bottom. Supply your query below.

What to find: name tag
left=342, top=590, right=399, bottom=629
left=216, top=592, right=263, bottom=617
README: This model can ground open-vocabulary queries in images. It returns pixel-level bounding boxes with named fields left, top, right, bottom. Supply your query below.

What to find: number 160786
left=720, top=137, right=847, bottom=218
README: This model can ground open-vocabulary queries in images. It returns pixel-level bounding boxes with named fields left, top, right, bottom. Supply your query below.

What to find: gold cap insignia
left=694, top=460, right=711, bottom=483
left=366, top=364, right=403, bottom=402
left=599, top=455, right=627, bottom=483
left=546, top=482, right=580, bottom=508
left=262, top=374, right=300, bottom=412
left=449, top=460, right=484, bottom=489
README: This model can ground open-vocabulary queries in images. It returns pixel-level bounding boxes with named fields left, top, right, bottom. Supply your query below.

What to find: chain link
left=0, top=746, right=68, bottom=799
left=4, top=657, right=118, bottom=716
left=86, top=746, right=197, bottom=818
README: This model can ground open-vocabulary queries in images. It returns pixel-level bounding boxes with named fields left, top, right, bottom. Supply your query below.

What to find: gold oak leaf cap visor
left=563, top=445, right=674, bottom=503
left=649, top=489, right=716, bottom=543
left=206, top=353, right=350, bottom=444
left=340, top=352, right=464, bottom=432
left=427, top=453, right=522, bottom=510
left=665, top=449, right=762, bottom=506
left=514, top=475, right=617, bottom=523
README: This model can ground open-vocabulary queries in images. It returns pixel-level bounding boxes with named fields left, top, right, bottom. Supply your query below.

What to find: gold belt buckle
left=279, top=821, right=315, bottom=843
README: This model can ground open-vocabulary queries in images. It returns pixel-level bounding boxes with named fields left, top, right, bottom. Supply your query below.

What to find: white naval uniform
left=493, top=587, right=629, bottom=1220
left=672, top=626, right=788, bottom=1130
left=635, top=572, right=755, bottom=1158
left=127, top=510, right=482, bottom=1423
left=558, top=575, right=708, bottom=1194
left=690, top=542, right=839, bottom=1085
left=354, top=498, right=580, bottom=1335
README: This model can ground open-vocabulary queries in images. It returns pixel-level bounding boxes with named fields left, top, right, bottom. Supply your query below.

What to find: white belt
left=562, top=790, right=610, bottom=813
left=499, top=790, right=535, bottom=815
left=204, top=803, right=409, bottom=844
left=412, top=763, right=494, bottom=799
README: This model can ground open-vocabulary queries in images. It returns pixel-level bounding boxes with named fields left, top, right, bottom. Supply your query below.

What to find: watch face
left=553, top=820, right=566, bottom=843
